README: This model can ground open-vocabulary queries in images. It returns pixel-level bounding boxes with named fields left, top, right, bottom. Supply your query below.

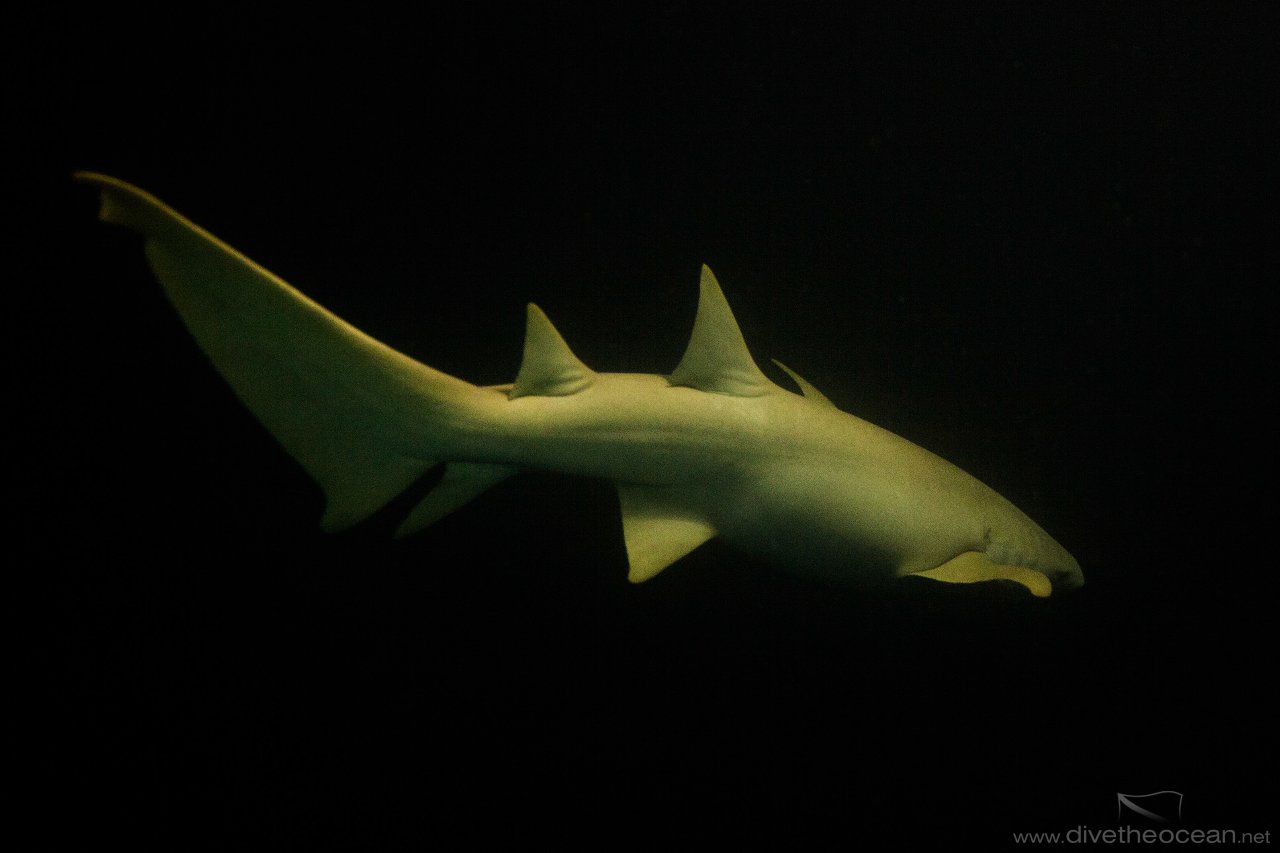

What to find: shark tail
left=75, top=172, right=512, bottom=533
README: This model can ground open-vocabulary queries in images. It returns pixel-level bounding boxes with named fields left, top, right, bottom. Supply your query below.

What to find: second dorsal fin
left=669, top=265, right=775, bottom=397
left=511, top=304, right=596, bottom=398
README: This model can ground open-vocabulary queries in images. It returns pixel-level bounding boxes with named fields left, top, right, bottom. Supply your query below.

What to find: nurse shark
left=76, top=172, right=1083, bottom=597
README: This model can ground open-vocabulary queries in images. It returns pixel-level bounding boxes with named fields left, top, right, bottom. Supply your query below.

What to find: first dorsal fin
left=669, top=265, right=775, bottom=397
left=511, top=304, right=596, bottom=398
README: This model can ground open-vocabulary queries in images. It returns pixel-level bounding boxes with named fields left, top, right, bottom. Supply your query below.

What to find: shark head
left=990, top=518, right=1084, bottom=592
left=911, top=510, right=1083, bottom=598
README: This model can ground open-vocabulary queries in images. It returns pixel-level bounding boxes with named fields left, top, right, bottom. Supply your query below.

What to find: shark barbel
left=76, top=172, right=1083, bottom=597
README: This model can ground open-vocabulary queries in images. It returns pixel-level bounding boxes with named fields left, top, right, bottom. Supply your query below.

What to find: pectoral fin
left=617, top=485, right=716, bottom=582
left=912, top=551, right=1053, bottom=598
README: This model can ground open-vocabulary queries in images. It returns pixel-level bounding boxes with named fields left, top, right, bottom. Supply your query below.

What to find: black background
left=13, top=5, right=1276, bottom=848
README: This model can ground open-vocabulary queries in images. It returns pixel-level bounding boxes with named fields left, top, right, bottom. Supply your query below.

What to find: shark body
left=77, top=172, right=1083, bottom=597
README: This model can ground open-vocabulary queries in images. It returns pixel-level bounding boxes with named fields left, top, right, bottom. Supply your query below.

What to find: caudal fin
left=76, top=172, right=503, bottom=531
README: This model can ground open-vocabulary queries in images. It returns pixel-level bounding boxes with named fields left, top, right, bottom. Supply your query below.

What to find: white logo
left=1117, top=791, right=1184, bottom=823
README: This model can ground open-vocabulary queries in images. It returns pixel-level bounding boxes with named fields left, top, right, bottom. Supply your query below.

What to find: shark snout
left=1046, top=552, right=1085, bottom=590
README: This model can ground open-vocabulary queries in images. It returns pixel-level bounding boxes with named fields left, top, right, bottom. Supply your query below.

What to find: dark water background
left=13, top=5, right=1275, bottom=847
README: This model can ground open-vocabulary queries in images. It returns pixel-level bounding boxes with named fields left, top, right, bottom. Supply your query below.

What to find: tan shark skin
left=76, top=172, right=1082, bottom=597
